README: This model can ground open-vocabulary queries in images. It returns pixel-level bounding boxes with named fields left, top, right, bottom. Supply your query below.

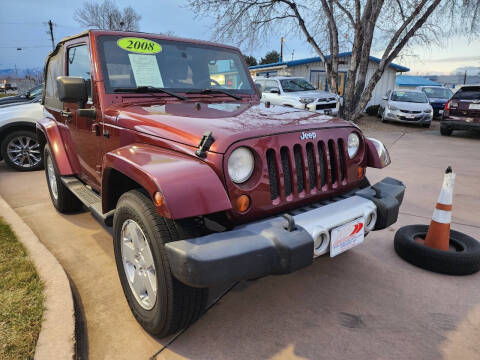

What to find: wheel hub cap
left=7, top=136, right=41, bottom=168
left=121, top=219, right=157, bottom=310
left=46, top=155, right=58, bottom=200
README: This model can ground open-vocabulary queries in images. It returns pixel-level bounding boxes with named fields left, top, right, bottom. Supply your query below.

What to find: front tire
left=113, top=190, right=208, bottom=337
left=1, top=130, right=43, bottom=171
left=44, top=145, right=82, bottom=213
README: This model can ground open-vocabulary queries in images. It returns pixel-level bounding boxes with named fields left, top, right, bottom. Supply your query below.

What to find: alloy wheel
left=6, top=135, right=41, bottom=168
left=121, top=219, right=157, bottom=310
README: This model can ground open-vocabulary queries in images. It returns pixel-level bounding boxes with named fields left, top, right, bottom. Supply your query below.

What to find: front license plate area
left=330, top=217, right=365, bottom=257
left=469, top=104, right=480, bottom=110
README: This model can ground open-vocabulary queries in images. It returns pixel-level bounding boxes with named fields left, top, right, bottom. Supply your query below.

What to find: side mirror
left=25, top=91, right=31, bottom=98
left=269, top=87, right=280, bottom=94
left=382, top=96, right=388, bottom=100
left=56, top=76, right=88, bottom=104
left=255, top=83, right=262, bottom=94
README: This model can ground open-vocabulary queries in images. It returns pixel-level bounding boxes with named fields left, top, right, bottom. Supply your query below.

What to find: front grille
left=316, top=103, right=337, bottom=110
left=400, top=109, right=422, bottom=114
left=266, top=139, right=347, bottom=201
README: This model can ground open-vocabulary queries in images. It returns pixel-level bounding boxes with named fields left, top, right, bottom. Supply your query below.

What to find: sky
left=1, top=0, right=479, bottom=75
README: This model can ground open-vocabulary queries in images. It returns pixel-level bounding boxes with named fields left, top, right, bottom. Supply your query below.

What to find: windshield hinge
left=195, top=131, right=215, bottom=158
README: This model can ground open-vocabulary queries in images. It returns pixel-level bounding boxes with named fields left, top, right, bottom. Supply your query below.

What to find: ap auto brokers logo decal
left=300, top=131, right=317, bottom=140
left=350, top=223, right=363, bottom=236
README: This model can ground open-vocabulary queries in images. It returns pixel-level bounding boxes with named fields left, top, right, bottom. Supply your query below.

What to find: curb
left=0, top=195, right=75, bottom=359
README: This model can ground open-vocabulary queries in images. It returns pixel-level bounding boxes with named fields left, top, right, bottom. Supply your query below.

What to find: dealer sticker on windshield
left=117, top=37, right=162, bottom=54
left=330, top=217, right=365, bottom=257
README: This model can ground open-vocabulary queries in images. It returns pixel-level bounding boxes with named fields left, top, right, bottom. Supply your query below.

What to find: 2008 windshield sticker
left=117, top=37, right=162, bottom=54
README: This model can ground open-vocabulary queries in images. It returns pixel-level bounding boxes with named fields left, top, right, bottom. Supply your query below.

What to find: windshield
left=97, top=35, right=254, bottom=95
left=421, top=87, right=453, bottom=99
left=280, top=78, right=316, bottom=92
left=391, top=91, right=428, bottom=103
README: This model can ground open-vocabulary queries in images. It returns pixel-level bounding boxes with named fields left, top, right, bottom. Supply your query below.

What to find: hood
left=0, top=102, right=42, bottom=116
left=427, top=98, right=448, bottom=104
left=112, top=102, right=353, bottom=153
left=284, top=90, right=336, bottom=100
left=390, top=100, right=431, bottom=111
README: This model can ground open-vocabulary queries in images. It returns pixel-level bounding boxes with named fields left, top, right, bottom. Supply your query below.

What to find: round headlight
left=228, top=147, right=254, bottom=184
left=347, top=133, right=360, bottom=158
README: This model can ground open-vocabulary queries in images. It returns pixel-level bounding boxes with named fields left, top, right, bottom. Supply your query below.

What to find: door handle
left=60, top=110, right=73, bottom=120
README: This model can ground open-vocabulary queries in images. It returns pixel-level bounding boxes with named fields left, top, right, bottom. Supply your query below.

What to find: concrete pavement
left=0, top=122, right=479, bottom=359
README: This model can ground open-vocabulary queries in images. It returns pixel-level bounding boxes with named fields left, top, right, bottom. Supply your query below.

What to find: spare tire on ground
left=394, top=224, right=480, bottom=275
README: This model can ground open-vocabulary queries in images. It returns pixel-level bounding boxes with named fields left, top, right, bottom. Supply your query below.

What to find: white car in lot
left=378, top=90, right=433, bottom=127
left=254, top=76, right=339, bottom=115
left=0, top=100, right=44, bottom=171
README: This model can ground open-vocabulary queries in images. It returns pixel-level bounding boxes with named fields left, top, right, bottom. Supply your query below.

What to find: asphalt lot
left=0, top=120, right=479, bottom=359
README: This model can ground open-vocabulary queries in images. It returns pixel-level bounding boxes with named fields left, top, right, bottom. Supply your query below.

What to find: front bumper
left=384, top=110, right=431, bottom=124
left=166, top=177, right=405, bottom=288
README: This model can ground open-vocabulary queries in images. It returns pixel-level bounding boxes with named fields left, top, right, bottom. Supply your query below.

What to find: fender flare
left=36, top=117, right=74, bottom=175
left=102, top=143, right=232, bottom=219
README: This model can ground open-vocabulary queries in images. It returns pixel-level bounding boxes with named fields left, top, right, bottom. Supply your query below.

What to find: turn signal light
left=444, top=101, right=450, bottom=110
left=357, top=166, right=365, bottom=179
left=153, top=192, right=164, bottom=206
left=236, top=195, right=251, bottom=212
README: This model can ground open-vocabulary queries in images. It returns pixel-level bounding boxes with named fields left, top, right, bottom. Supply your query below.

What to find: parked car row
left=377, top=85, right=480, bottom=135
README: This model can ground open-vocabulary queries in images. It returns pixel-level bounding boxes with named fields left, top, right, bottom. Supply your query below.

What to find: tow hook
left=282, top=214, right=297, bottom=232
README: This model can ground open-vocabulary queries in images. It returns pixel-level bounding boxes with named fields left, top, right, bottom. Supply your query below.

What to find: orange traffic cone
left=424, top=166, right=455, bottom=251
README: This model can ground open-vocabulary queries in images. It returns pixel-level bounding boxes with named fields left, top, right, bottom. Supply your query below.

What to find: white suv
left=254, top=76, right=338, bottom=115
left=0, top=99, right=44, bottom=171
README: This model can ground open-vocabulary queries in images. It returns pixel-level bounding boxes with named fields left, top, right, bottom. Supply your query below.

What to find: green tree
left=244, top=55, right=258, bottom=66
left=260, top=51, right=280, bottom=65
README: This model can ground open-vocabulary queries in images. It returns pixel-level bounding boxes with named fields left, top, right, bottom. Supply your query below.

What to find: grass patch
left=0, top=218, right=44, bottom=360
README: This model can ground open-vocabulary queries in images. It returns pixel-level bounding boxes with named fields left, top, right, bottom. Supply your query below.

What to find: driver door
left=63, top=41, right=103, bottom=190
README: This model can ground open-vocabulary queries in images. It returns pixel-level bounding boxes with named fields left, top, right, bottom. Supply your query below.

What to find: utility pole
left=48, top=20, right=55, bottom=50
left=280, top=37, right=285, bottom=62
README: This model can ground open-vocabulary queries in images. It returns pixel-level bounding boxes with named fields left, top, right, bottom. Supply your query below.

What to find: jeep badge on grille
left=300, top=131, right=317, bottom=140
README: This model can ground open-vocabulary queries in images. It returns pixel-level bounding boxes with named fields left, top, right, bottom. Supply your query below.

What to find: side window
left=67, top=44, right=92, bottom=98
left=44, top=49, right=64, bottom=109
left=254, top=80, right=265, bottom=92
left=264, top=80, right=279, bottom=92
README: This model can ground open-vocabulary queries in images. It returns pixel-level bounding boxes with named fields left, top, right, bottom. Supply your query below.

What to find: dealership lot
left=0, top=121, right=479, bottom=360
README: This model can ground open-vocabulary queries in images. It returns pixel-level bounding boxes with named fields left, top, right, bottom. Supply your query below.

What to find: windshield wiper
left=113, top=86, right=186, bottom=100
left=187, top=88, right=242, bottom=100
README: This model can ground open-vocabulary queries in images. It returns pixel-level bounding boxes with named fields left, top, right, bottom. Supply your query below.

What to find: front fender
left=36, top=117, right=74, bottom=175
left=102, top=144, right=232, bottom=219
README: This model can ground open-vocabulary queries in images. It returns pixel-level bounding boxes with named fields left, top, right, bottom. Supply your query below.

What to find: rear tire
left=44, top=145, right=83, bottom=213
left=440, top=126, right=453, bottom=136
left=113, top=190, right=208, bottom=337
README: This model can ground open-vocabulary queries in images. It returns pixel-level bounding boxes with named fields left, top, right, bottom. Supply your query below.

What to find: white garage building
left=249, top=52, right=409, bottom=106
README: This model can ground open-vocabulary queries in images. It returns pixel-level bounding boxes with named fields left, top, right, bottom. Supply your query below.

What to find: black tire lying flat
left=44, top=145, right=83, bottom=213
left=394, top=224, right=480, bottom=275
left=113, top=190, right=208, bottom=337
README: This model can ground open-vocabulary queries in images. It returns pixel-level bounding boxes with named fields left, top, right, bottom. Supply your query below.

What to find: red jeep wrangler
left=37, top=30, right=405, bottom=336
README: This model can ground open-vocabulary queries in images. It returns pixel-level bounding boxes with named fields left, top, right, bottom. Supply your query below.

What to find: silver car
left=254, top=76, right=339, bottom=115
left=378, top=90, right=433, bottom=127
